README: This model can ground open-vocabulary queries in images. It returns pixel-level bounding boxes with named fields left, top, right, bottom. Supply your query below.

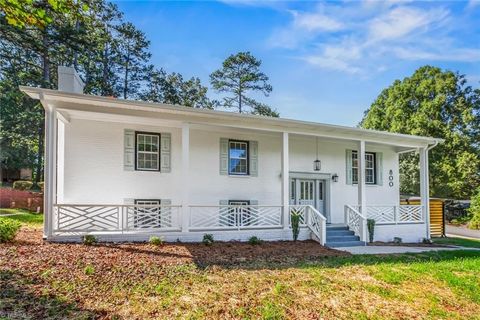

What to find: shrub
left=248, top=236, right=263, bottom=245
left=12, top=180, right=33, bottom=191
left=37, top=182, right=45, bottom=191
left=0, top=218, right=22, bottom=242
left=290, top=210, right=301, bottom=241
left=84, top=265, right=95, bottom=275
left=149, top=236, right=164, bottom=245
left=468, top=189, right=480, bottom=230
left=202, top=234, right=214, bottom=246
left=367, top=219, right=376, bottom=243
left=83, top=235, right=97, bottom=245
left=393, top=237, right=402, bottom=244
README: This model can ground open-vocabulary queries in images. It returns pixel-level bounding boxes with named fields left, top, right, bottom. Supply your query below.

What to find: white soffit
left=20, top=86, right=443, bottom=148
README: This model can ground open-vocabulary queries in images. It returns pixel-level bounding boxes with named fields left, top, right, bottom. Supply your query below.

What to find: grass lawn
left=1, top=219, right=480, bottom=319
left=0, top=209, right=43, bottom=228
left=432, top=236, right=480, bottom=249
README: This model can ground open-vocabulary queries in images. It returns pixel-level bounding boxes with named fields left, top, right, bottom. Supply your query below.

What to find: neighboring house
left=1, top=168, right=33, bottom=183
left=20, top=67, right=443, bottom=246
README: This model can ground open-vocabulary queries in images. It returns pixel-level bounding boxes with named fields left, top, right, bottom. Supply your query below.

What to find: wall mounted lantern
left=332, top=173, right=339, bottom=182
left=313, top=137, right=321, bottom=171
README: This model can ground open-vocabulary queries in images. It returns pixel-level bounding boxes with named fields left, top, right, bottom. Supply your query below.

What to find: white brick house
left=20, top=67, right=442, bottom=246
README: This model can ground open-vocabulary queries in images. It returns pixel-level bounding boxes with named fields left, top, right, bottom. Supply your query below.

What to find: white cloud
left=268, top=7, right=345, bottom=49
left=268, top=2, right=480, bottom=74
left=292, top=11, right=345, bottom=32
left=368, top=6, right=449, bottom=42
left=393, top=47, right=480, bottom=62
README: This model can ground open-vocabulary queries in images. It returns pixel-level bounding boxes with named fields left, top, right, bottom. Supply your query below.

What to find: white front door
left=298, top=179, right=315, bottom=206
left=291, top=178, right=328, bottom=222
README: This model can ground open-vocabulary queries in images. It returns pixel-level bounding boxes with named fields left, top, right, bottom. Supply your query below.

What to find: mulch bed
left=1, top=228, right=349, bottom=270
left=0, top=229, right=349, bottom=318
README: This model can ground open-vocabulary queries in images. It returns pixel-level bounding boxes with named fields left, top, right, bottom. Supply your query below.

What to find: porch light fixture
left=313, top=137, right=321, bottom=171
left=332, top=173, right=339, bottom=182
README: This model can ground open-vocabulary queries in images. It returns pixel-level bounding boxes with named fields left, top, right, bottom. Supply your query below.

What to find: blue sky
left=114, top=0, right=480, bottom=126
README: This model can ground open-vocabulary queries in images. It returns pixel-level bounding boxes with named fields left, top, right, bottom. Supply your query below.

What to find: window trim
left=134, top=199, right=162, bottom=205
left=135, top=131, right=161, bottom=172
left=228, top=139, right=250, bottom=176
left=352, top=151, right=377, bottom=185
left=227, top=200, right=251, bottom=226
left=133, top=199, right=162, bottom=228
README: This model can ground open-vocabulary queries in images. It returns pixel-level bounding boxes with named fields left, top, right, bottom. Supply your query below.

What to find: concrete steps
left=325, top=224, right=365, bottom=247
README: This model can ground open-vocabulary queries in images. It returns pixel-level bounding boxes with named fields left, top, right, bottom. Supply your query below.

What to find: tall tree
left=210, top=51, right=278, bottom=116
left=140, top=68, right=216, bottom=109
left=361, top=66, right=480, bottom=199
left=1, top=0, right=91, bottom=182
left=115, top=22, right=150, bottom=99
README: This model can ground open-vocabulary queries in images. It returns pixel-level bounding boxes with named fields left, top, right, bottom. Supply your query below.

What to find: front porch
left=50, top=203, right=424, bottom=245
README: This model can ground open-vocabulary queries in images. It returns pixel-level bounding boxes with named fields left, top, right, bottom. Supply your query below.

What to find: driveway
left=446, top=224, right=480, bottom=239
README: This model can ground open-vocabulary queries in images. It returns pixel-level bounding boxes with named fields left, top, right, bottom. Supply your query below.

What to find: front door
left=291, top=178, right=327, bottom=221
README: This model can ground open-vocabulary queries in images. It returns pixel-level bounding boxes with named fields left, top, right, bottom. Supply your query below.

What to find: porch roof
left=20, top=86, right=443, bottom=149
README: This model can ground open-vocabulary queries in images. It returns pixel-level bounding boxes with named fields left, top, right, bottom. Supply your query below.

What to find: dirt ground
left=1, top=229, right=348, bottom=269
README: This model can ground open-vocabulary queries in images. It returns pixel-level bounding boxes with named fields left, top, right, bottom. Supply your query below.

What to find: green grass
left=0, top=209, right=43, bottom=228
left=432, top=237, right=480, bottom=248
left=2, top=235, right=480, bottom=319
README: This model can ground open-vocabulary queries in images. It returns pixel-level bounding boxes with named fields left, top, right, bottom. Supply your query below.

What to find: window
left=229, top=140, right=249, bottom=175
left=136, top=132, right=160, bottom=171
left=352, top=151, right=376, bottom=184
left=133, top=199, right=161, bottom=228
left=227, top=200, right=251, bottom=226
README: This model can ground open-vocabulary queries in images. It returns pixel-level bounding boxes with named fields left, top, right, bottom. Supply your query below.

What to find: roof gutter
left=396, top=139, right=441, bottom=154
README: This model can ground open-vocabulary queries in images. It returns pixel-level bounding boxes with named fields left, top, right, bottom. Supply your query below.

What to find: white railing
left=289, top=205, right=326, bottom=245
left=351, top=205, right=424, bottom=224
left=189, top=205, right=283, bottom=231
left=288, top=205, right=307, bottom=226
left=345, top=205, right=367, bottom=242
left=53, top=204, right=182, bottom=233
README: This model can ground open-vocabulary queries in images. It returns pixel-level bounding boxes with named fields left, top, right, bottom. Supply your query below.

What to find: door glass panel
left=318, top=182, right=323, bottom=200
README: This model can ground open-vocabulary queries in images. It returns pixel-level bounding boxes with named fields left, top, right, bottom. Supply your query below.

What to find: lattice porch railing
left=189, top=205, right=283, bottom=231
left=53, top=204, right=182, bottom=233
left=350, top=205, right=424, bottom=224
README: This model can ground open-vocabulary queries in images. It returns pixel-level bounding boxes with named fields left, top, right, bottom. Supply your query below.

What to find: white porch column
left=181, top=123, right=190, bottom=232
left=282, top=132, right=290, bottom=229
left=419, top=147, right=430, bottom=239
left=357, top=140, right=367, bottom=242
left=42, top=95, right=57, bottom=239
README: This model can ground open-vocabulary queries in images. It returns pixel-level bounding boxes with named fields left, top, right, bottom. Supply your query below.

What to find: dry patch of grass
left=1, top=229, right=480, bottom=319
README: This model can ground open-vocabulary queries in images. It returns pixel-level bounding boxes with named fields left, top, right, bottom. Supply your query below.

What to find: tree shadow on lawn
left=0, top=270, right=112, bottom=320
left=69, top=239, right=480, bottom=271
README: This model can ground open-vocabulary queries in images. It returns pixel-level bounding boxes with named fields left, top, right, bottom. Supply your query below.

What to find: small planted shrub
left=0, top=219, right=22, bottom=243
left=468, top=188, right=480, bottom=230
left=202, top=233, right=214, bottom=246
left=84, top=265, right=95, bottom=275
left=149, top=236, right=164, bottom=245
left=367, top=219, right=376, bottom=243
left=83, top=235, right=97, bottom=246
left=37, top=182, right=45, bottom=192
left=12, top=180, right=33, bottom=191
left=393, top=237, right=402, bottom=244
left=290, top=210, right=301, bottom=241
left=248, top=236, right=263, bottom=245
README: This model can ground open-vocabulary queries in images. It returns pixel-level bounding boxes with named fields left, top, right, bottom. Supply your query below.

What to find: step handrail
left=344, top=205, right=367, bottom=242
left=306, top=205, right=327, bottom=245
